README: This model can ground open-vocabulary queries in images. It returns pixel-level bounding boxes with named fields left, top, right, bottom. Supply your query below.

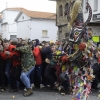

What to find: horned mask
left=67, top=0, right=92, bottom=43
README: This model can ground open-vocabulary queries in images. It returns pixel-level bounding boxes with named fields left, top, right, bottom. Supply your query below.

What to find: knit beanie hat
left=11, top=38, right=18, bottom=45
left=12, top=38, right=18, bottom=43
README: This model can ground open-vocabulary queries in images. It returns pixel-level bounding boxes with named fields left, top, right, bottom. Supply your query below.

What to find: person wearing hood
left=35, top=39, right=40, bottom=47
left=14, top=41, right=35, bottom=96
left=9, top=38, right=21, bottom=92
left=29, top=41, right=45, bottom=89
left=41, top=43, right=58, bottom=88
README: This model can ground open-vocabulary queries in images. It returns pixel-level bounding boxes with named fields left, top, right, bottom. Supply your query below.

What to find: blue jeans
left=20, top=66, right=35, bottom=88
left=5, top=63, right=12, bottom=85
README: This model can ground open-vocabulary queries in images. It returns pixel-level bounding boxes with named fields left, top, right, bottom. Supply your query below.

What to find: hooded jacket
left=15, top=45, right=35, bottom=72
left=41, top=46, right=52, bottom=60
left=1, top=44, right=21, bottom=67
left=35, top=39, right=40, bottom=47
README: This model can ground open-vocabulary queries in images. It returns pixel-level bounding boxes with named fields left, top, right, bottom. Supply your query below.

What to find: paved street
left=0, top=88, right=99, bottom=100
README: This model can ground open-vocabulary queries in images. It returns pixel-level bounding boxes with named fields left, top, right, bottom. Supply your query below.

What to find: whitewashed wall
left=17, top=13, right=58, bottom=41
left=17, top=20, right=31, bottom=39
left=1, top=24, right=8, bottom=39
left=83, top=0, right=100, bottom=22
left=17, top=13, right=31, bottom=22
left=2, top=10, right=7, bottom=23
left=2, top=10, right=19, bottom=23
left=83, top=0, right=100, bottom=36
left=1, top=10, right=19, bottom=39
left=17, top=13, right=31, bottom=39
left=30, top=19, right=58, bottom=41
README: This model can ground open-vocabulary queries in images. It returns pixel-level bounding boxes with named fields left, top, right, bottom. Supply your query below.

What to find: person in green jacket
left=15, top=42, right=35, bottom=96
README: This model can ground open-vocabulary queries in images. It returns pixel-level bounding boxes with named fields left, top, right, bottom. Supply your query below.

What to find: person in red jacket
left=1, top=40, right=16, bottom=86
left=0, top=39, right=6, bottom=92
left=1, top=39, right=21, bottom=89
left=29, top=41, right=45, bottom=89
left=9, top=38, right=21, bottom=92
left=33, top=46, right=42, bottom=65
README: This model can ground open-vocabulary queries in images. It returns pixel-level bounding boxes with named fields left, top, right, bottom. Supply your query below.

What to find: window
left=42, top=30, right=48, bottom=37
left=59, top=5, right=63, bottom=16
left=59, top=26, right=62, bottom=32
left=84, top=0, right=88, bottom=12
left=10, top=35, right=17, bottom=39
left=94, top=0, right=98, bottom=11
left=22, top=16, right=24, bottom=19
left=65, top=3, right=68, bottom=15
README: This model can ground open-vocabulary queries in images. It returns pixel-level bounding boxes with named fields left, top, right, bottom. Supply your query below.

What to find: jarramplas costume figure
left=60, top=0, right=96, bottom=100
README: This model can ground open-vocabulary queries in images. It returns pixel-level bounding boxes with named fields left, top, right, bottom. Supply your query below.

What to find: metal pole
left=6, top=2, right=8, bottom=8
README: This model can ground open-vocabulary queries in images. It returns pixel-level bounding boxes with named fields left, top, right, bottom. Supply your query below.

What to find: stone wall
left=56, top=0, right=75, bottom=40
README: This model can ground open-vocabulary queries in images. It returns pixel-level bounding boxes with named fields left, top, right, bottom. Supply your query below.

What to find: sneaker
left=23, top=88, right=33, bottom=97
left=60, top=90, right=70, bottom=95
left=31, top=84, right=35, bottom=89
left=24, top=88, right=27, bottom=92
left=40, top=84, right=45, bottom=89
left=97, top=83, right=100, bottom=88
left=46, top=85, right=50, bottom=88
left=57, top=86, right=63, bottom=91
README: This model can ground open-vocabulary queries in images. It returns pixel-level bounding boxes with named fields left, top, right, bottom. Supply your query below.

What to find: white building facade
left=15, top=12, right=57, bottom=41
left=0, top=16, right=2, bottom=35
left=1, top=9, right=20, bottom=39
left=0, top=8, right=58, bottom=41
left=83, top=0, right=100, bottom=37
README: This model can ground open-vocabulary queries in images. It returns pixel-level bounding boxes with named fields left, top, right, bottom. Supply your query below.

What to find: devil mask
left=67, top=1, right=92, bottom=43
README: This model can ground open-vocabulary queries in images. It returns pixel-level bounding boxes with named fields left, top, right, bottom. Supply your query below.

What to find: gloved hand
left=62, top=51, right=65, bottom=54
left=38, top=46, right=42, bottom=50
left=4, top=51, right=10, bottom=55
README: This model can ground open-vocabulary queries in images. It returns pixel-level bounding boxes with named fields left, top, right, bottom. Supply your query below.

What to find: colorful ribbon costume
left=61, top=0, right=96, bottom=100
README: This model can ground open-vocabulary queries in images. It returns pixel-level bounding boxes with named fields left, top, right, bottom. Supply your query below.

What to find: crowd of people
left=0, top=37, right=70, bottom=97
left=0, top=37, right=100, bottom=97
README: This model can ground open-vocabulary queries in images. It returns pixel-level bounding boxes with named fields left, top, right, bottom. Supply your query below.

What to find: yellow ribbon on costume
left=62, top=65, right=67, bottom=72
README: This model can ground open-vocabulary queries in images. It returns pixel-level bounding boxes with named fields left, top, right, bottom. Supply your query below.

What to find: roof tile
left=7, top=7, right=56, bottom=19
